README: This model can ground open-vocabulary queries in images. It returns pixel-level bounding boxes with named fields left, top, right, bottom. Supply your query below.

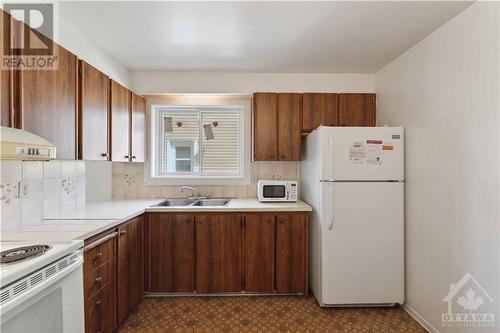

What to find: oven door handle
left=0, top=253, right=83, bottom=317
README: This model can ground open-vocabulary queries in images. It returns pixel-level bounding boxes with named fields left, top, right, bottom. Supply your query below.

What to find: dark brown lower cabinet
left=117, top=216, right=144, bottom=324
left=147, top=213, right=195, bottom=292
left=195, top=214, right=242, bottom=293
left=245, top=214, right=276, bottom=292
left=275, top=214, right=308, bottom=293
left=84, top=281, right=116, bottom=333
left=83, top=233, right=117, bottom=333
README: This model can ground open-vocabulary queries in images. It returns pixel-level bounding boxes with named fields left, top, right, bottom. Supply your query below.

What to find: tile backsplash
left=112, top=161, right=300, bottom=199
left=0, top=160, right=86, bottom=229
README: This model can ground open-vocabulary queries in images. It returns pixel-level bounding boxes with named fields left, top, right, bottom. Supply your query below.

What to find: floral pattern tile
left=1, top=183, right=18, bottom=205
left=61, top=178, right=75, bottom=195
left=124, top=174, right=135, bottom=186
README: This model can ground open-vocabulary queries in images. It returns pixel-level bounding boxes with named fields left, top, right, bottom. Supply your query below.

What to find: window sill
left=144, top=165, right=251, bottom=186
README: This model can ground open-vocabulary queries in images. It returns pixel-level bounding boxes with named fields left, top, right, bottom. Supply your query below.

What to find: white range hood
left=0, top=126, right=56, bottom=160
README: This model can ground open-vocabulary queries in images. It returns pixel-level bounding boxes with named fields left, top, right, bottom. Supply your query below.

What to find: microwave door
left=262, top=185, right=286, bottom=199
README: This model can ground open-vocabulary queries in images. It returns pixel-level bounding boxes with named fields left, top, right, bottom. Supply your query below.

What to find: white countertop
left=145, top=199, right=312, bottom=213
left=0, top=199, right=311, bottom=243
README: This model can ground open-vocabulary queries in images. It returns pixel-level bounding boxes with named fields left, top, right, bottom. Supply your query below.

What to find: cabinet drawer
left=84, top=259, right=115, bottom=301
left=84, top=236, right=116, bottom=273
left=85, top=282, right=116, bottom=333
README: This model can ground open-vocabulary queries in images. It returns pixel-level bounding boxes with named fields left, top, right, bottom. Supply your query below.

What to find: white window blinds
left=158, top=107, right=241, bottom=176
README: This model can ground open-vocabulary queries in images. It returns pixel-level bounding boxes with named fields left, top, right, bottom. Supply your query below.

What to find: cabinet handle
left=95, top=300, right=102, bottom=307
left=100, top=153, right=109, bottom=157
left=93, top=252, right=102, bottom=260
left=124, top=155, right=130, bottom=159
left=120, top=230, right=126, bottom=236
left=132, top=156, right=136, bottom=159
left=95, top=277, right=103, bottom=283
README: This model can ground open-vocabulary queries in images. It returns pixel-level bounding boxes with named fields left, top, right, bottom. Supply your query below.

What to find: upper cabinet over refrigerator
left=318, top=127, right=404, bottom=182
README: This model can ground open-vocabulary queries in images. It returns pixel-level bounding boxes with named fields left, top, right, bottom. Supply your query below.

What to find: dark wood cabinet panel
left=302, top=93, right=338, bottom=132
left=131, top=93, right=146, bottom=162
left=253, top=92, right=278, bottom=161
left=84, top=281, right=116, bottom=333
left=245, top=214, right=275, bottom=292
left=195, top=214, right=242, bottom=293
left=20, top=44, right=77, bottom=159
left=277, top=93, right=302, bottom=161
left=338, top=93, right=376, bottom=127
left=275, top=213, right=308, bottom=294
left=128, top=216, right=144, bottom=310
left=117, top=216, right=144, bottom=324
left=0, top=11, right=10, bottom=126
left=110, top=80, right=130, bottom=162
left=83, top=234, right=117, bottom=333
left=148, top=214, right=195, bottom=292
left=78, top=60, right=109, bottom=160
left=1, top=68, right=12, bottom=127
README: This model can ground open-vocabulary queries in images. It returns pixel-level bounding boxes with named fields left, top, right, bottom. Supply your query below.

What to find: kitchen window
left=149, top=102, right=250, bottom=184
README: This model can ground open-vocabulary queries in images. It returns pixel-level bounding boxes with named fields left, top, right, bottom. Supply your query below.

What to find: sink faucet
left=181, top=186, right=199, bottom=198
left=180, top=186, right=211, bottom=199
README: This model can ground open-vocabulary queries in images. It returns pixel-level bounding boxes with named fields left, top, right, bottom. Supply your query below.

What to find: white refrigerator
left=301, top=126, right=404, bottom=306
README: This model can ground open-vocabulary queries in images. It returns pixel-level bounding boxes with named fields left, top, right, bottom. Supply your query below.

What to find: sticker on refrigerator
left=366, top=141, right=382, bottom=165
left=349, top=142, right=366, bottom=164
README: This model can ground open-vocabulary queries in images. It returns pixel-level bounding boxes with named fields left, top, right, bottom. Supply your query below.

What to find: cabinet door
left=148, top=214, right=195, bottom=292
left=275, top=213, right=308, bottom=294
left=0, top=68, right=12, bottom=127
left=20, top=44, right=77, bottom=159
left=84, top=281, right=116, bottom=333
left=253, top=93, right=277, bottom=161
left=245, top=214, right=275, bottom=292
left=277, top=93, right=302, bottom=161
left=196, top=214, right=241, bottom=293
left=302, top=93, right=338, bottom=132
left=131, top=93, right=146, bottom=162
left=117, top=216, right=144, bottom=324
left=0, top=11, right=10, bottom=126
left=78, top=60, right=109, bottom=160
left=117, top=222, right=131, bottom=324
left=110, top=80, right=130, bottom=162
left=128, top=216, right=144, bottom=310
left=338, top=93, right=376, bottom=126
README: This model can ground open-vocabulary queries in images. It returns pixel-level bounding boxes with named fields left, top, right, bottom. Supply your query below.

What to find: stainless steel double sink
left=153, top=198, right=230, bottom=207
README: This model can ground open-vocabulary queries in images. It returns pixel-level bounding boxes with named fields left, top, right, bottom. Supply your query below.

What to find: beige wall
left=132, top=72, right=375, bottom=94
left=112, top=161, right=299, bottom=200
left=375, top=2, right=499, bottom=332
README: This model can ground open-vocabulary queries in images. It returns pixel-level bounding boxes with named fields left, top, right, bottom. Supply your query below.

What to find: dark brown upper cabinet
left=20, top=44, right=78, bottom=159
left=302, top=93, right=338, bottom=132
left=277, top=93, right=302, bottom=161
left=130, top=93, right=146, bottom=162
left=253, top=92, right=302, bottom=161
left=110, top=80, right=130, bottom=162
left=78, top=60, right=109, bottom=160
left=338, top=93, right=376, bottom=127
left=253, top=92, right=278, bottom=161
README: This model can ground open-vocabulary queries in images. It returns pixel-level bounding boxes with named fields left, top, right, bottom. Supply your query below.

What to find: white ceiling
left=59, top=1, right=472, bottom=73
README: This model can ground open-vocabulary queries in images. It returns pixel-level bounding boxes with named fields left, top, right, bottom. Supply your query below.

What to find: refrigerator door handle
left=328, top=182, right=334, bottom=230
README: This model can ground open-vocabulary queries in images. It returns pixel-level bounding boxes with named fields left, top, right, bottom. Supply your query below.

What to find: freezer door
left=320, top=127, right=404, bottom=181
left=321, top=182, right=404, bottom=305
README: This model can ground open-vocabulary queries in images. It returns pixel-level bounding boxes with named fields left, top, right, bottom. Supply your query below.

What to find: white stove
left=0, top=241, right=84, bottom=333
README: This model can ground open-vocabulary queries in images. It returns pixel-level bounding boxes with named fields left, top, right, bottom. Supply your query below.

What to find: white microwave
left=257, top=180, right=298, bottom=202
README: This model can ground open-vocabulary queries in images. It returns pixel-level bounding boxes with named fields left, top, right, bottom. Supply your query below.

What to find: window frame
left=147, top=100, right=251, bottom=185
